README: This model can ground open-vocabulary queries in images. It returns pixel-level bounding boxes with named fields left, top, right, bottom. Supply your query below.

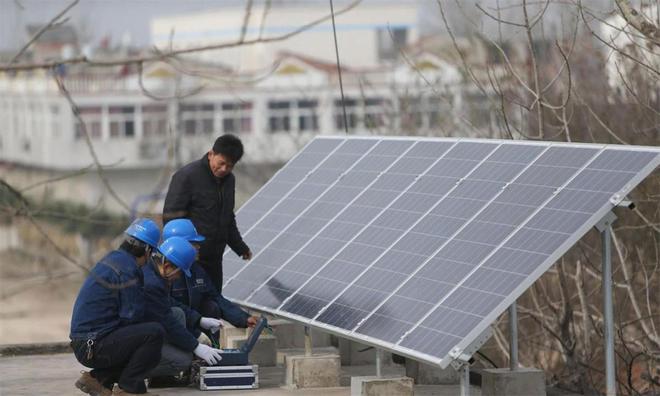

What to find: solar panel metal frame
left=223, top=136, right=660, bottom=368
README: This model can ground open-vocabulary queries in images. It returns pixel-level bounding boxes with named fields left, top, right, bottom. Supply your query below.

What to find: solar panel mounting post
left=595, top=211, right=618, bottom=396
left=460, top=364, right=470, bottom=396
left=376, top=348, right=383, bottom=377
left=509, top=302, right=518, bottom=371
left=304, top=326, right=312, bottom=357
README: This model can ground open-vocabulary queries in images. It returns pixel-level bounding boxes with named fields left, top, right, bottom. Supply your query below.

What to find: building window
left=142, top=104, right=168, bottom=138
left=298, top=100, right=318, bottom=132
left=268, top=101, right=291, bottom=133
left=109, top=106, right=135, bottom=139
left=221, top=102, right=252, bottom=134
left=75, top=106, right=103, bottom=140
left=364, top=98, right=386, bottom=129
left=50, top=104, right=61, bottom=138
left=377, top=26, right=408, bottom=61
left=181, top=103, right=214, bottom=136
left=334, top=98, right=358, bottom=131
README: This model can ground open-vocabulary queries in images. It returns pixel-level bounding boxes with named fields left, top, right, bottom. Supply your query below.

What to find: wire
left=329, top=0, right=349, bottom=135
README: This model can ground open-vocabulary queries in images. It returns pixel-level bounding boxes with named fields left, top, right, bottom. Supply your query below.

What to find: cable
left=329, top=0, right=349, bottom=135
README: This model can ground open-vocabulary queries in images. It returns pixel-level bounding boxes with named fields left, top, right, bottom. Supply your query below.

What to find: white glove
left=199, top=317, right=223, bottom=334
left=193, top=344, right=223, bottom=365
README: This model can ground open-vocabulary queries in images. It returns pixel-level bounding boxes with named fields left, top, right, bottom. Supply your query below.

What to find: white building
left=150, top=2, right=419, bottom=71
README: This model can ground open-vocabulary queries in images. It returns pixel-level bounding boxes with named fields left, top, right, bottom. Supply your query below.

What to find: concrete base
left=481, top=368, right=546, bottom=396
left=277, top=346, right=340, bottom=366
left=350, top=376, right=413, bottom=396
left=337, top=339, right=395, bottom=366
left=226, top=334, right=277, bottom=367
left=220, top=325, right=246, bottom=348
left=284, top=354, right=341, bottom=388
left=405, top=359, right=460, bottom=384
left=274, top=322, right=334, bottom=349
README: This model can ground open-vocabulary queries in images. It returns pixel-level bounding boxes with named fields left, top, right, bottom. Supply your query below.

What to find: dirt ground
left=0, top=247, right=82, bottom=344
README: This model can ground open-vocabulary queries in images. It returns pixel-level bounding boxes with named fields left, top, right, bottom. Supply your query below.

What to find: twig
left=7, top=0, right=79, bottom=66
left=1, top=0, right=362, bottom=72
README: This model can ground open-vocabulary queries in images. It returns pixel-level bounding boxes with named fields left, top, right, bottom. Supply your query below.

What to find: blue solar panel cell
left=589, top=149, right=657, bottom=172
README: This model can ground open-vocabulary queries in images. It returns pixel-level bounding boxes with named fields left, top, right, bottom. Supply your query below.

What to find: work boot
left=74, top=371, right=112, bottom=396
left=112, top=386, right=159, bottom=396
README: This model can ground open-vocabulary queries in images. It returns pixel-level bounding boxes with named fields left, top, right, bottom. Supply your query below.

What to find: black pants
left=199, top=258, right=223, bottom=293
left=72, top=322, right=165, bottom=393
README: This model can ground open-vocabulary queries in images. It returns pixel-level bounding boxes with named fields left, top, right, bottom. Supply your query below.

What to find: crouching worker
left=143, top=236, right=225, bottom=385
left=164, top=219, right=258, bottom=347
left=70, top=218, right=164, bottom=396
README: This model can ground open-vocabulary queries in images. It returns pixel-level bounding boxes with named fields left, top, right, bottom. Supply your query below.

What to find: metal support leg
left=460, top=364, right=470, bottom=396
left=304, top=326, right=312, bottom=357
left=596, top=211, right=617, bottom=396
left=509, top=302, right=518, bottom=371
left=376, top=348, right=383, bottom=378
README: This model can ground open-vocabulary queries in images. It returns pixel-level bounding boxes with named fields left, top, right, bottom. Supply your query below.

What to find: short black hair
left=120, top=236, right=149, bottom=258
left=212, top=134, right=244, bottom=164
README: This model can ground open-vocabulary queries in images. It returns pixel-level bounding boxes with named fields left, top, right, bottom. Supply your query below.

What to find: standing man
left=70, top=218, right=163, bottom=396
left=163, top=134, right=251, bottom=292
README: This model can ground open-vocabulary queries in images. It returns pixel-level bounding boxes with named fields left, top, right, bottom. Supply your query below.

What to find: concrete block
left=405, top=359, right=460, bottom=384
left=219, top=325, right=246, bottom=348
left=284, top=354, right=341, bottom=388
left=226, top=334, right=277, bottom=367
left=350, top=376, right=413, bottom=396
left=481, top=368, right=546, bottom=396
left=277, top=346, right=340, bottom=366
left=273, top=322, right=333, bottom=349
left=338, top=339, right=394, bottom=366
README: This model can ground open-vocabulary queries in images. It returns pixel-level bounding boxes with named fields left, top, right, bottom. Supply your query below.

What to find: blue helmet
left=163, top=219, right=205, bottom=242
left=125, top=218, right=160, bottom=248
left=158, top=236, right=194, bottom=277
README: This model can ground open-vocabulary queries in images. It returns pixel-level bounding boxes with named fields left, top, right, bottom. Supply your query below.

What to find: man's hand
left=241, top=250, right=252, bottom=261
left=246, top=316, right=258, bottom=328
left=200, top=317, right=223, bottom=333
left=193, top=344, right=223, bottom=365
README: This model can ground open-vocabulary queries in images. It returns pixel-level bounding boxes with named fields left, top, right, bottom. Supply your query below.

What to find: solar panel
left=222, top=136, right=660, bottom=368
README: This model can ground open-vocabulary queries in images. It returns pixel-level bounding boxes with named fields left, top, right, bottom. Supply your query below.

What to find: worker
left=163, top=218, right=258, bottom=347
left=70, top=218, right=163, bottom=396
left=163, top=134, right=252, bottom=292
left=143, top=236, right=225, bottom=384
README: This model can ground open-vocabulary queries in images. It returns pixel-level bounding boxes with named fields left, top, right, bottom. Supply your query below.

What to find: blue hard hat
left=163, top=219, right=205, bottom=242
left=125, top=218, right=160, bottom=248
left=158, top=236, right=194, bottom=277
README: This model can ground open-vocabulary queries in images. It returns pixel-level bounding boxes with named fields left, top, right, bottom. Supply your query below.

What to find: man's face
left=207, top=151, right=234, bottom=178
left=191, top=242, right=201, bottom=261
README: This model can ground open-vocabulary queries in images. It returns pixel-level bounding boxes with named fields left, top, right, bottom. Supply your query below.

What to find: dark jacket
left=170, top=262, right=250, bottom=333
left=142, top=261, right=199, bottom=352
left=70, top=249, right=145, bottom=341
left=162, top=155, right=249, bottom=284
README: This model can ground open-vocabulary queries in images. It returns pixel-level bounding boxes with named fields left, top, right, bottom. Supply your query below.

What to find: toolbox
left=191, top=316, right=269, bottom=390
left=194, top=364, right=258, bottom=390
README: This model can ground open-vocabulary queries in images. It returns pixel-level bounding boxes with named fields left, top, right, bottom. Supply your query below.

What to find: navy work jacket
left=142, top=261, right=199, bottom=352
left=70, top=249, right=145, bottom=341
left=170, top=262, right=250, bottom=332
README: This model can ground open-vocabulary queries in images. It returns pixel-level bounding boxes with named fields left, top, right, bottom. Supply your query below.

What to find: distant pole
left=509, top=302, right=518, bottom=371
